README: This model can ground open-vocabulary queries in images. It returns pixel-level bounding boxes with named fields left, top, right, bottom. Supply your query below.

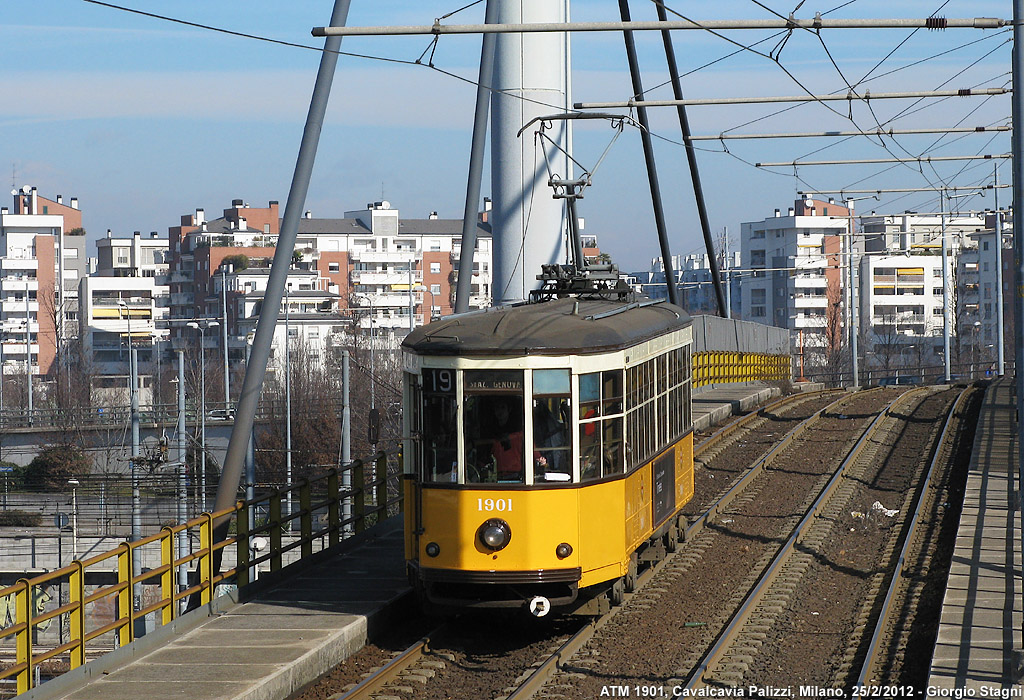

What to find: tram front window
left=534, top=369, right=571, bottom=483
left=421, top=369, right=457, bottom=483
left=464, top=370, right=529, bottom=484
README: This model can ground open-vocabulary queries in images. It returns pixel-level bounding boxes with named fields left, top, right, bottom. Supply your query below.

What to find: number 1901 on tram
left=401, top=295, right=694, bottom=616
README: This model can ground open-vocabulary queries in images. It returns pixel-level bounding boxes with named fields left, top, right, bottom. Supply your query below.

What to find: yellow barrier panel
left=692, top=350, right=792, bottom=388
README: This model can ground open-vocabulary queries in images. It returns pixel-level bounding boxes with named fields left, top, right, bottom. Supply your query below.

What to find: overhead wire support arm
left=575, top=88, right=1011, bottom=110
left=758, top=153, right=1012, bottom=167
left=313, top=17, right=1006, bottom=37
left=797, top=184, right=1010, bottom=195
left=688, top=125, right=1012, bottom=141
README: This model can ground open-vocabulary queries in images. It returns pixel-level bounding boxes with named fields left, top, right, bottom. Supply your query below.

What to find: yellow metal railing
left=692, top=351, right=791, bottom=389
left=0, top=451, right=401, bottom=696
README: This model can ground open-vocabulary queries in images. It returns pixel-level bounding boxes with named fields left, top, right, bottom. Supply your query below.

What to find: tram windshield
left=464, top=369, right=529, bottom=484
left=420, top=368, right=458, bottom=483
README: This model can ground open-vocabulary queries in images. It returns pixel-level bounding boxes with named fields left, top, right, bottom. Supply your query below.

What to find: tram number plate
left=424, top=368, right=455, bottom=394
left=477, top=498, right=513, bottom=512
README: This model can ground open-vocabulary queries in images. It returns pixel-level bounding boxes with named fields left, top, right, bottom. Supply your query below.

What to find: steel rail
left=855, top=387, right=973, bottom=686
left=695, top=388, right=846, bottom=455
left=331, top=631, right=438, bottom=700
left=685, top=389, right=925, bottom=689
left=506, top=389, right=867, bottom=700
left=505, top=502, right=689, bottom=700
left=689, top=389, right=875, bottom=538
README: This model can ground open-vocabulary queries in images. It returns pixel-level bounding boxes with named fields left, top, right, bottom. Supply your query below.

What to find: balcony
left=349, top=250, right=418, bottom=264
left=168, top=271, right=193, bottom=284
left=1, top=299, right=38, bottom=315
left=350, top=270, right=422, bottom=286
left=169, top=293, right=194, bottom=306
left=0, top=259, right=38, bottom=272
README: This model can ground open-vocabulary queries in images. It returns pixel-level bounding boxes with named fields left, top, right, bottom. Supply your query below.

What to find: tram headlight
left=556, top=542, right=573, bottom=559
left=477, top=519, right=512, bottom=551
left=425, top=542, right=440, bottom=557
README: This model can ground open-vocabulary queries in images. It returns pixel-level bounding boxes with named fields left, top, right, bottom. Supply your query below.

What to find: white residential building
left=0, top=187, right=88, bottom=380
left=79, top=276, right=163, bottom=403
left=740, top=198, right=850, bottom=351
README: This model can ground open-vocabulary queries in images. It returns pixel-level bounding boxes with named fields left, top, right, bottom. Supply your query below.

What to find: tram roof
left=402, top=297, right=691, bottom=356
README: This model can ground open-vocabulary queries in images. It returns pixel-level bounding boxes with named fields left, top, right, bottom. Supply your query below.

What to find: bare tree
left=820, top=276, right=847, bottom=386
left=256, top=335, right=342, bottom=485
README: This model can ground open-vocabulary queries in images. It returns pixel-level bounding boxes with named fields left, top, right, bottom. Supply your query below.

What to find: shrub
left=22, top=446, right=90, bottom=491
left=0, top=509, right=43, bottom=527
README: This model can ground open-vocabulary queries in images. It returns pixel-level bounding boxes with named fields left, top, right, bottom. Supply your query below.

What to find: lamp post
left=353, top=294, right=376, bottom=411
left=972, top=320, right=982, bottom=378
left=187, top=320, right=219, bottom=513
left=25, top=292, right=32, bottom=426
left=221, top=265, right=231, bottom=411
left=415, top=285, right=438, bottom=323
left=67, top=478, right=79, bottom=561
left=116, top=300, right=141, bottom=549
left=284, top=287, right=292, bottom=522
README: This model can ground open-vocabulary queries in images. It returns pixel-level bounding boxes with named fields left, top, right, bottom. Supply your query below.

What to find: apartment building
left=168, top=199, right=493, bottom=339
left=79, top=230, right=172, bottom=397
left=634, top=252, right=741, bottom=316
left=0, top=187, right=88, bottom=379
left=959, top=211, right=1012, bottom=371
left=740, top=198, right=849, bottom=351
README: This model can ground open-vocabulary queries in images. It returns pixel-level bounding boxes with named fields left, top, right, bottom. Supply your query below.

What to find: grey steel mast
left=655, top=2, right=726, bottom=317
left=618, top=0, right=679, bottom=307
left=211, top=0, right=351, bottom=546
left=1011, top=0, right=1024, bottom=631
left=455, top=0, right=497, bottom=314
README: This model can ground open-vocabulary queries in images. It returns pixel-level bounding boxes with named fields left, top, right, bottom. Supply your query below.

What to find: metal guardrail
left=0, top=451, right=403, bottom=696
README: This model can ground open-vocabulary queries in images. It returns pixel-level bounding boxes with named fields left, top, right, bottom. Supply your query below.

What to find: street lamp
left=972, top=320, right=982, bottom=378
left=117, top=301, right=141, bottom=555
left=187, top=320, right=219, bottom=513
left=352, top=294, right=376, bottom=411
left=414, top=285, right=438, bottom=323
left=220, top=265, right=231, bottom=412
left=67, top=478, right=79, bottom=561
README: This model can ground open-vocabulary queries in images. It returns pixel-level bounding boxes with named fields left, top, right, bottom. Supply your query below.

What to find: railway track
left=307, top=389, right=906, bottom=700
left=684, top=388, right=936, bottom=689
left=295, top=386, right=976, bottom=700
left=852, top=386, right=979, bottom=688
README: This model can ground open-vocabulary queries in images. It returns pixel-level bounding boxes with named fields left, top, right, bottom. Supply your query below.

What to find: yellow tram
left=401, top=294, right=694, bottom=615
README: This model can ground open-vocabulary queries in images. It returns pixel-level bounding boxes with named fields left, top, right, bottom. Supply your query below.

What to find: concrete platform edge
left=19, top=587, right=243, bottom=700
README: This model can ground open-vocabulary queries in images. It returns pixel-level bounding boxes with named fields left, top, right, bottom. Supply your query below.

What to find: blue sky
left=2, top=1, right=1011, bottom=272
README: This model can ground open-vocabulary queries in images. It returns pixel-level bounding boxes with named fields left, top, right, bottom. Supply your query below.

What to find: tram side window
left=533, top=369, right=572, bottom=483
left=464, top=369, right=531, bottom=484
left=579, top=370, right=625, bottom=481
left=420, top=369, right=457, bottom=483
